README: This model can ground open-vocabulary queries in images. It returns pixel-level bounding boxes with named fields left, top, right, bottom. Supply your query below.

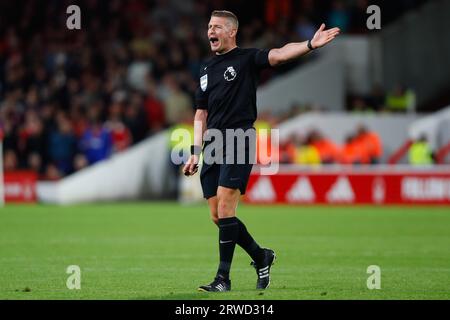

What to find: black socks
left=235, top=218, right=265, bottom=265
left=216, top=217, right=265, bottom=280
left=217, top=217, right=239, bottom=280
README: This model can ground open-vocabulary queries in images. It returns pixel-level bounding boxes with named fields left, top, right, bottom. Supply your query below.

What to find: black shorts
left=200, top=128, right=256, bottom=199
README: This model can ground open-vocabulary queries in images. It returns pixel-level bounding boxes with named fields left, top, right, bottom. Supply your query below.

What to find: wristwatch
left=190, top=145, right=202, bottom=156
left=307, top=39, right=315, bottom=51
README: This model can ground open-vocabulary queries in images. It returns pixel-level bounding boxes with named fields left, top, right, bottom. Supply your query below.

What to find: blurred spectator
left=105, top=101, right=132, bottom=153
left=279, top=134, right=297, bottom=164
left=124, top=93, right=148, bottom=143
left=408, top=135, right=434, bottom=165
left=144, top=82, right=166, bottom=134
left=1, top=117, right=19, bottom=153
left=351, top=97, right=374, bottom=114
left=27, top=152, right=43, bottom=175
left=186, top=44, right=203, bottom=80
left=350, top=0, right=370, bottom=34
left=295, top=15, right=316, bottom=41
left=17, top=110, right=46, bottom=169
left=309, top=130, right=341, bottom=164
left=73, top=153, right=89, bottom=172
left=79, top=118, right=113, bottom=165
left=385, top=85, right=416, bottom=113
left=341, top=134, right=363, bottom=165
left=293, top=135, right=321, bottom=166
left=328, top=0, right=351, bottom=33
left=168, top=108, right=194, bottom=198
left=366, top=84, right=386, bottom=112
left=44, top=163, right=63, bottom=181
left=3, top=149, right=18, bottom=172
left=70, top=104, right=89, bottom=138
left=265, top=0, right=292, bottom=27
left=161, top=75, right=193, bottom=126
left=127, top=51, right=152, bottom=93
left=48, top=112, right=77, bottom=175
left=354, top=124, right=383, bottom=164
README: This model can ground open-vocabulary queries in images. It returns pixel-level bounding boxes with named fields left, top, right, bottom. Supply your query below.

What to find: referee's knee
left=217, top=195, right=238, bottom=218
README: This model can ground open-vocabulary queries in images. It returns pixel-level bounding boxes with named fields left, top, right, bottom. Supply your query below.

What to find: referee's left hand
left=311, top=23, right=340, bottom=49
left=183, top=155, right=199, bottom=176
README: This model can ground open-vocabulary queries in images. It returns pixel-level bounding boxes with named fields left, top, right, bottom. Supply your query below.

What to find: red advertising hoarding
left=244, top=166, right=450, bottom=205
left=3, top=171, right=37, bottom=203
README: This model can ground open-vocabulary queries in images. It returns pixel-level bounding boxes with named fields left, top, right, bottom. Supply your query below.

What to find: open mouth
left=209, top=37, right=219, bottom=45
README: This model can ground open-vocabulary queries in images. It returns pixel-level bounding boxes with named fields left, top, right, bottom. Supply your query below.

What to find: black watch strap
left=307, top=39, right=315, bottom=51
left=190, top=145, right=202, bottom=156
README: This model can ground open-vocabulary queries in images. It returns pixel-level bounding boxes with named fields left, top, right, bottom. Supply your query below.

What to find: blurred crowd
left=277, top=124, right=383, bottom=166
left=0, top=0, right=426, bottom=179
left=349, top=84, right=417, bottom=113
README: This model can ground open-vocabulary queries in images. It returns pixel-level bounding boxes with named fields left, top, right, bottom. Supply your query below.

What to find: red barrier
left=3, top=171, right=37, bottom=203
left=388, top=139, right=413, bottom=164
left=244, top=166, right=450, bottom=205
left=436, top=140, right=450, bottom=164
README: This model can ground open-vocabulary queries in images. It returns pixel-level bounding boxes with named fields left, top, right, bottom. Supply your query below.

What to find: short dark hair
left=211, top=10, right=239, bottom=29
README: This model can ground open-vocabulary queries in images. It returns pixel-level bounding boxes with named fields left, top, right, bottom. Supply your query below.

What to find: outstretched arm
left=268, top=24, right=340, bottom=67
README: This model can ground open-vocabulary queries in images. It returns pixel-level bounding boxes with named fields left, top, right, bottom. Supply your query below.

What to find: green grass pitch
left=0, top=202, right=449, bottom=300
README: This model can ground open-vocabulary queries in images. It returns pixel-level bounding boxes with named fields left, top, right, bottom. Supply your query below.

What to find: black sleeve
left=195, top=86, right=208, bottom=110
left=252, top=48, right=271, bottom=70
left=195, top=65, right=208, bottom=110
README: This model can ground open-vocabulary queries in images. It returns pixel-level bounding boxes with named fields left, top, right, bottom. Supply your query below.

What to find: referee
left=183, top=10, right=340, bottom=292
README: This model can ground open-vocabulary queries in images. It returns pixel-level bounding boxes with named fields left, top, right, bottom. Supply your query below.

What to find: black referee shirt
left=195, top=47, right=271, bottom=130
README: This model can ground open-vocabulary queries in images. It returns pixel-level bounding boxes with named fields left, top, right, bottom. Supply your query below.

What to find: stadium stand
left=1, top=0, right=448, bottom=205
left=0, top=0, right=430, bottom=179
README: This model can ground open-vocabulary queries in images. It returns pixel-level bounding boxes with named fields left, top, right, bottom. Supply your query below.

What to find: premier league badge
left=224, top=66, right=237, bottom=81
